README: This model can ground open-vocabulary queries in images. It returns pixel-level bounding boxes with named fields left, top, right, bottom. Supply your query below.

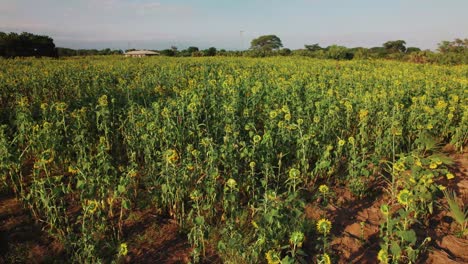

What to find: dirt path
left=122, top=209, right=192, bottom=263
left=0, top=191, right=60, bottom=263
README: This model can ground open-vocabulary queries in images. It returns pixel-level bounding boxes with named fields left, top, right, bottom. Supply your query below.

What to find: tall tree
left=437, top=38, right=468, bottom=53
left=0, top=31, right=56, bottom=57
left=203, top=47, right=217, bottom=56
left=383, top=40, right=407, bottom=53
left=304, top=43, right=322, bottom=52
left=250, top=35, right=283, bottom=51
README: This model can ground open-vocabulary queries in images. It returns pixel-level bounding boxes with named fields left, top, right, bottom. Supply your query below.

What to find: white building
left=124, top=50, right=159, bottom=57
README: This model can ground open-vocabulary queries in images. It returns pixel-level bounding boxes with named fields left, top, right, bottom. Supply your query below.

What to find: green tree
left=325, top=45, right=352, bottom=60
left=279, top=48, right=292, bottom=56
left=383, top=40, right=406, bottom=53
left=203, top=47, right=217, bottom=56
left=406, top=47, right=421, bottom=53
left=369, top=47, right=388, bottom=58
left=187, top=46, right=199, bottom=53
left=0, top=31, right=56, bottom=57
left=437, top=38, right=468, bottom=53
left=250, top=35, right=283, bottom=51
left=160, top=49, right=176, bottom=56
left=304, top=43, right=322, bottom=52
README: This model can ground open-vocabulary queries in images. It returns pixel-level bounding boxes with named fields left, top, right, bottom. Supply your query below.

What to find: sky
left=0, top=0, right=467, bottom=50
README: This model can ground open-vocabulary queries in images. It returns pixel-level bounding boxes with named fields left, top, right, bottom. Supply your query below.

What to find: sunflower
left=265, top=250, right=281, bottom=264
left=98, top=95, right=108, bottom=107
left=380, top=204, right=390, bottom=216
left=377, top=249, right=388, bottom=264
left=288, top=168, right=300, bottom=179
left=316, top=218, right=332, bottom=234
left=269, top=110, right=278, bottom=119
left=393, top=162, right=405, bottom=172
left=338, top=139, right=346, bottom=147
left=397, top=189, right=411, bottom=206
left=321, top=253, right=331, bottom=264
left=68, top=166, right=79, bottom=175
left=289, top=231, right=305, bottom=247
left=164, top=149, right=179, bottom=164
left=226, top=178, right=237, bottom=189
left=119, top=243, right=128, bottom=256
left=253, top=135, right=262, bottom=144
left=319, top=185, right=329, bottom=194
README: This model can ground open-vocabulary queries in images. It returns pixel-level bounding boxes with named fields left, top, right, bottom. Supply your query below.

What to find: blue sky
left=0, top=0, right=467, bottom=50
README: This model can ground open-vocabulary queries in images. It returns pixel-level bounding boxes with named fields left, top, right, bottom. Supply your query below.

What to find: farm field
left=0, top=56, right=467, bottom=263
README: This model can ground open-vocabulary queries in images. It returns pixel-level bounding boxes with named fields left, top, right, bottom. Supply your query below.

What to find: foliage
left=0, top=56, right=466, bottom=263
left=443, top=189, right=467, bottom=237
left=438, top=38, right=468, bottom=53
left=383, top=40, right=407, bottom=53
left=0, top=31, right=56, bottom=58
left=57, top=47, right=123, bottom=57
left=250, top=35, right=283, bottom=51
left=304, top=44, right=322, bottom=52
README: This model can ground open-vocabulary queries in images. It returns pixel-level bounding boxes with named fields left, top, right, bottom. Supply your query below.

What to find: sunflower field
left=0, top=56, right=466, bottom=263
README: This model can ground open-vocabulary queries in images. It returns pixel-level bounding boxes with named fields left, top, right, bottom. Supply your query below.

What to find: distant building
left=124, top=50, right=159, bottom=57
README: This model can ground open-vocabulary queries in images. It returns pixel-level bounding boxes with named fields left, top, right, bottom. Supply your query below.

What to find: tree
left=325, top=45, right=352, bottom=60
left=304, top=43, right=322, bottom=52
left=437, top=38, right=468, bottom=53
left=0, top=32, right=56, bottom=57
left=250, top=35, right=283, bottom=51
left=383, top=40, right=406, bottom=53
left=406, top=47, right=421, bottom=53
left=369, top=47, right=388, bottom=58
left=351, top=47, right=370, bottom=59
left=160, top=49, right=176, bottom=56
left=279, top=48, right=291, bottom=56
left=203, top=47, right=217, bottom=56
left=187, top=46, right=199, bottom=53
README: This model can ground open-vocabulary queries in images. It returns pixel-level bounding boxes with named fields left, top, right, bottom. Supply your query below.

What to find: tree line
left=1, top=32, right=467, bottom=65
left=0, top=32, right=56, bottom=57
left=139, top=35, right=468, bottom=65
left=0, top=32, right=124, bottom=58
left=240, top=35, right=468, bottom=65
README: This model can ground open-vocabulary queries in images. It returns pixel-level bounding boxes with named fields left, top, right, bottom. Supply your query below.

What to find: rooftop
left=124, top=50, right=159, bottom=55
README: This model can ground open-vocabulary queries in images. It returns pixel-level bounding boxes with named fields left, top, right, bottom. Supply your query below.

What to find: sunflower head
left=288, top=168, right=300, bottom=180
left=397, top=189, right=411, bottom=206
left=119, top=243, right=128, bottom=256
left=319, top=185, right=329, bottom=194
left=265, top=250, right=281, bottom=264
left=321, top=253, right=331, bottom=264
left=289, top=231, right=305, bottom=247
left=253, top=135, right=262, bottom=144
left=338, top=139, right=346, bottom=146
left=226, top=178, right=237, bottom=189
left=316, top=218, right=332, bottom=234
left=377, top=249, right=388, bottom=264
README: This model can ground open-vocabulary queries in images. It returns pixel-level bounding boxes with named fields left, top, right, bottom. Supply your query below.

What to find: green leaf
left=118, top=184, right=126, bottom=194
left=76, top=179, right=84, bottom=189
left=122, top=199, right=130, bottom=210
left=390, top=241, right=402, bottom=259
left=397, top=229, right=417, bottom=244
left=195, top=216, right=204, bottom=225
